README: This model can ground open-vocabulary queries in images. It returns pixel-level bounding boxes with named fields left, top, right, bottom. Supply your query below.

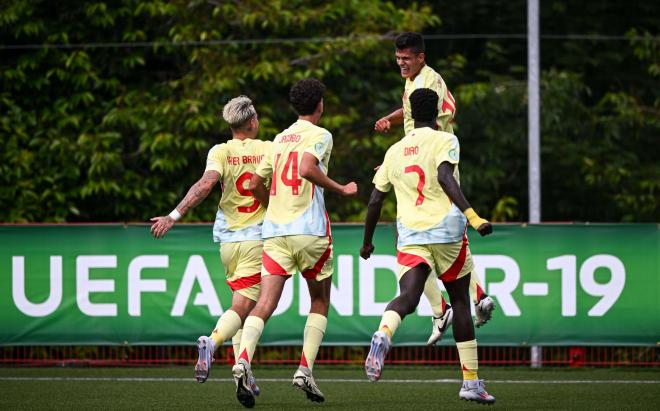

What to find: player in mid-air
left=362, top=88, right=496, bottom=404
left=374, top=32, right=495, bottom=344
left=228, top=78, right=357, bottom=408
left=150, top=96, right=267, bottom=393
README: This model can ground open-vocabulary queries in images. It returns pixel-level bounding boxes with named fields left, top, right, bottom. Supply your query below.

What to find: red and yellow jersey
left=205, top=138, right=271, bottom=243
left=403, top=64, right=456, bottom=135
left=373, top=127, right=467, bottom=246
left=255, top=119, right=332, bottom=238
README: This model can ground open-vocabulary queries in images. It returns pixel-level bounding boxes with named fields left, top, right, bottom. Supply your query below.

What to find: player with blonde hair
left=150, top=95, right=269, bottom=393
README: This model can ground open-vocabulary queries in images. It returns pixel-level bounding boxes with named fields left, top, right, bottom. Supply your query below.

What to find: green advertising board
left=1, top=224, right=658, bottom=346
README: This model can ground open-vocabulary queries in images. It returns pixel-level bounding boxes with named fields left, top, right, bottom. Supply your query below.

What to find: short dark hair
left=409, top=88, right=439, bottom=123
left=289, top=78, right=326, bottom=116
left=395, top=32, right=425, bottom=55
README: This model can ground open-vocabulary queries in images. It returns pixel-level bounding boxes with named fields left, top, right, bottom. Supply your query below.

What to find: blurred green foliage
left=1, top=0, right=658, bottom=223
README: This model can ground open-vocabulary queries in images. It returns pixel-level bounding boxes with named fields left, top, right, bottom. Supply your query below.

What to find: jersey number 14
left=271, top=151, right=303, bottom=196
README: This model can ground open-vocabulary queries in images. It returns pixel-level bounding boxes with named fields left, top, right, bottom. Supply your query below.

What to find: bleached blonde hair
left=222, top=95, right=256, bottom=129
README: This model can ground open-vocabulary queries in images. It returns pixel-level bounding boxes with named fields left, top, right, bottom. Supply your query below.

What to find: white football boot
left=365, top=331, right=390, bottom=382
left=475, top=296, right=496, bottom=328
left=232, top=359, right=256, bottom=408
left=427, top=305, right=454, bottom=345
left=459, top=379, right=496, bottom=405
left=292, top=366, right=325, bottom=403
left=194, top=336, right=214, bottom=383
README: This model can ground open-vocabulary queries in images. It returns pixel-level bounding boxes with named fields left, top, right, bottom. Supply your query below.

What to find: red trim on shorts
left=302, top=241, right=332, bottom=280
left=324, top=210, right=332, bottom=238
left=262, top=251, right=290, bottom=276
left=227, top=272, right=261, bottom=291
left=397, top=250, right=429, bottom=268
left=440, top=235, right=468, bottom=283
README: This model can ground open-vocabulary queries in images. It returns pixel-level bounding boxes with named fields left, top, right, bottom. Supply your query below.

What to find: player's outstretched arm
left=436, top=162, right=492, bottom=237
left=299, top=152, right=357, bottom=196
left=150, top=170, right=220, bottom=239
left=361, top=188, right=387, bottom=259
left=374, top=108, right=404, bottom=133
left=248, top=173, right=269, bottom=208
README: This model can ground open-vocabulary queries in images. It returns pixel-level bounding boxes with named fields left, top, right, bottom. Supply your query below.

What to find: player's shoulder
left=430, top=131, right=459, bottom=149
left=421, top=65, right=446, bottom=86
left=305, top=121, right=332, bottom=139
left=384, top=138, right=406, bottom=158
left=208, top=142, right=227, bottom=156
left=438, top=130, right=458, bottom=142
left=420, top=64, right=442, bottom=79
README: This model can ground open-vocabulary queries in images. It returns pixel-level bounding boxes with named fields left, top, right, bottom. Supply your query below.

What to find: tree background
left=1, top=0, right=658, bottom=223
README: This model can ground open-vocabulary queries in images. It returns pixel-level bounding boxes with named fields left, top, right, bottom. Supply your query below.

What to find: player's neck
left=413, top=120, right=436, bottom=130
left=232, top=132, right=254, bottom=141
left=409, top=63, right=426, bottom=81
left=298, top=114, right=320, bottom=125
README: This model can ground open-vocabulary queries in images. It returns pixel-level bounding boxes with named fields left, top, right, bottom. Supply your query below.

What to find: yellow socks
left=300, top=313, right=328, bottom=370
left=423, top=275, right=448, bottom=317
left=232, top=328, right=243, bottom=363
left=238, top=315, right=264, bottom=364
left=378, top=310, right=402, bottom=339
left=209, top=310, right=242, bottom=350
left=457, top=339, right=479, bottom=380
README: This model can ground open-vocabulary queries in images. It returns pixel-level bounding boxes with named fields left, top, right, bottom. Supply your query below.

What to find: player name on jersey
left=404, top=146, right=419, bottom=156
left=279, top=133, right=301, bottom=143
left=226, top=154, right=265, bottom=165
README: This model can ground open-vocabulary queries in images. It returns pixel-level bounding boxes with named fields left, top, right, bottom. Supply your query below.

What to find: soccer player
left=229, top=78, right=357, bottom=408
left=362, top=88, right=496, bottom=404
left=150, top=96, right=267, bottom=393
left=374, top=32, right=495, bottom=341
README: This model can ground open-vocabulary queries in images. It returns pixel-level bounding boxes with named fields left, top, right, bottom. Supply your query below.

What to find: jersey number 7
left=404, top=165, right=425, bottom=206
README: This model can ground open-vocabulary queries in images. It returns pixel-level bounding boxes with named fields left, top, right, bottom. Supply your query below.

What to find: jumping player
left=363, top=88, right=496, bottom=404
left=374, top=32, right=495, bottom=343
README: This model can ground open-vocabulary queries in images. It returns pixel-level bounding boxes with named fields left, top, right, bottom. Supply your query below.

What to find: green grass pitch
left=1, top=366, right=659, bottom=410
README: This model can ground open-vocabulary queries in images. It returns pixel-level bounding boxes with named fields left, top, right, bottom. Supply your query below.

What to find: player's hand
left=476, top=222, right=493, bottom=237
left=341, top=182, right=358, bottom=196
left=374, top=117, right=391, bottom=133
left=150, top=216, right=175, bottom=239
left=464, top=208, right=492, bottom=236
left=360, top=243, right=375, bottom=260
